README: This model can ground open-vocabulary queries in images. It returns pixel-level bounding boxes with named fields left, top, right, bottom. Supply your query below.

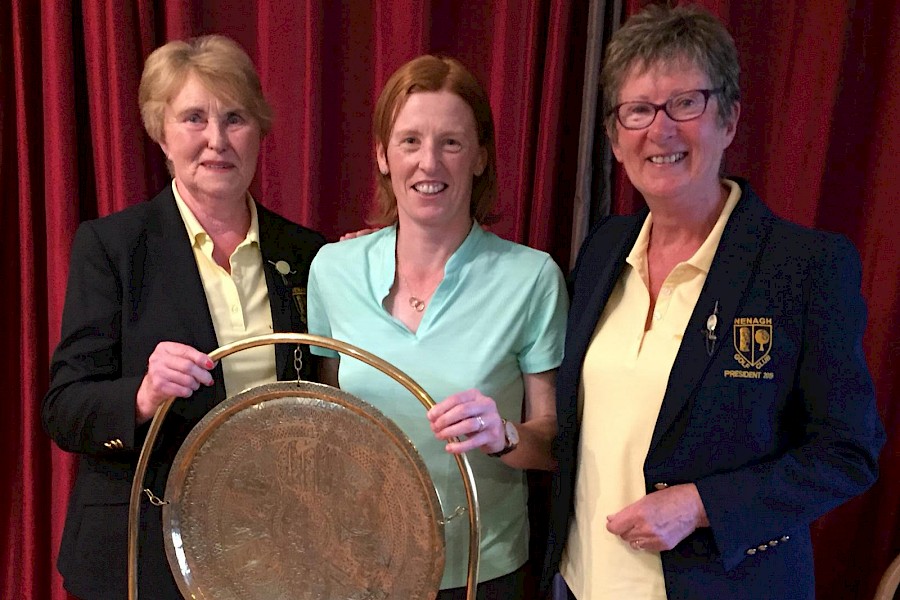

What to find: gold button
left=746, top=548, right=757, bottom=555
left=780, top=535, right=790, bottom=542
left=103, top=442, right=112, bottom=449
left=769, top=539, right=778, bottom=546
left=758, top=544, right=768, bottom=551
left=654, top=483, right=669, bottom=490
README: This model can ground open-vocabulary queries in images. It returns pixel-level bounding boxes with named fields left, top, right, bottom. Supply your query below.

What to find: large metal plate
left=163, top=381, right=445, bottom=599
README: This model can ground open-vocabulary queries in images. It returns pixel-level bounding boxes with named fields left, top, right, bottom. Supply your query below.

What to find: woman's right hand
left=339, top=227, right=381, bottom=241
left=135, top=342, right=215, bottom=424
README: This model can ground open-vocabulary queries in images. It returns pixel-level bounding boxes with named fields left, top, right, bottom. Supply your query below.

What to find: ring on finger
left=475, top=415, right=485, bottom=432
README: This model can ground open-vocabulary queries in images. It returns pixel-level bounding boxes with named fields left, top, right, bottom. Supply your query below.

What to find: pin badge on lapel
left=704, top=300, right=719, bottom=357
left=268, top=260, right=308, bottom=327
left=270, top=260, right=295, bottom=283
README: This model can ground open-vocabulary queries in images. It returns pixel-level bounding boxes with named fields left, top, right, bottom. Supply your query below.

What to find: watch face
left=505, top=421, right=519, bottom=445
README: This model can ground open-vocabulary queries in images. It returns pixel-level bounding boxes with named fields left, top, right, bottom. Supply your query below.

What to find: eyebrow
left=173, top=107, right=206, bottom=119
left=171, top=105, right=247, bottom=118
left=622, top=87, right=707, bottom=102
left=392, top=127, right=468, bottom=138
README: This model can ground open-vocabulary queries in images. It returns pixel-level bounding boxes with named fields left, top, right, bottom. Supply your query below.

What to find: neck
left=395, top=217, right=473, bottom=276
left=647, top=180, right=728, bottom=247
left=176, top=179, right=251, bottom=238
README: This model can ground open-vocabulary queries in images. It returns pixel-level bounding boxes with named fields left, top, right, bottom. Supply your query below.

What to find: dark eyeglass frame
left=609, top=88, right=724, bottom=130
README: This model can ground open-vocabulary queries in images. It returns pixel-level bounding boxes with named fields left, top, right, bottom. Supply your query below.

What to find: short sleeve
left=306, top=252, right=339, bottom=358
left=518, top=255, right=569, bottom=374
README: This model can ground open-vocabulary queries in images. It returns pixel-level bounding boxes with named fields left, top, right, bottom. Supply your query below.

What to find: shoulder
left=311, top=226, right=391, bottom=272
left=256, top=202, right=326, bottom=249
left=579, top=212, right=644, bottom=255
left=478, top=232, right=562, bottom=278
left=728, top=179, right=862, bottom=280
left=479, top=231, right=553, bottom=264
left=769, top=218, right=856, bottom=257
left=72, top=188, right=175, bottom=249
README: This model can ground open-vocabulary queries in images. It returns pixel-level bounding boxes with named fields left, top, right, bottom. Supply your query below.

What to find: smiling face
left=610, top=61, right=739, bottom=205
left=376, top=90, right=487, bottom=231
left=160, top=73, right=261, bottom=205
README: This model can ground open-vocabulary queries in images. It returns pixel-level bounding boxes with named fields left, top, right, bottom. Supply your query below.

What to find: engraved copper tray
left=163, top=381, right=444, bottom=599
left=128, top=333, right=481, bottom=600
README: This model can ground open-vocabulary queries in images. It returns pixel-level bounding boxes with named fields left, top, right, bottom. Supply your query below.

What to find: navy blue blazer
left=42, top=186, right=325, bottom=599
left=542, top=179, right=884, bottom=599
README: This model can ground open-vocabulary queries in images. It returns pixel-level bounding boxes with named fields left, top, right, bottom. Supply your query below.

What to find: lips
left=412, top=182, right=448, bottom=195
left=201, top=160, right=235, bottom=170
left=648, top=152, right=687, bottom=165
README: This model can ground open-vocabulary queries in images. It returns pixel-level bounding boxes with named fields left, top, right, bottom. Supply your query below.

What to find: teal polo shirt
left=307, top=223, right=567, bottom=589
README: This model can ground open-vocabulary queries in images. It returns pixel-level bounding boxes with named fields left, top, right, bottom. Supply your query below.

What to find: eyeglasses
left=610, top=88, right=723, bottom=130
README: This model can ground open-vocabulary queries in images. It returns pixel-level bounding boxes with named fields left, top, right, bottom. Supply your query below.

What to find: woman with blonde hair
left=43, top=35, right=324, bottom=598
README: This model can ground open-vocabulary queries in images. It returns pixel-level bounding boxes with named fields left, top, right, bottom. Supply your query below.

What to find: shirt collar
left=376, top=220, right=484, bottom=293
left=171, top=179, right=260, bottom=249
left=626, top=178, right=742, bottom=276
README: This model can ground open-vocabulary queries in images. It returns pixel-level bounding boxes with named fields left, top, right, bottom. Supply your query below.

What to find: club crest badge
left=733, top=317, right=772, bottom=369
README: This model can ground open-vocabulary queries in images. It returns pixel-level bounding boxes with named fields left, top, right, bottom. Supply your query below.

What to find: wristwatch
left=488, top=419, right=519, bottom=457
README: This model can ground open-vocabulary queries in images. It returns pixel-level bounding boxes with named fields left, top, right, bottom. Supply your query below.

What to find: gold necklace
left=398, top=268, right=438, bottom=312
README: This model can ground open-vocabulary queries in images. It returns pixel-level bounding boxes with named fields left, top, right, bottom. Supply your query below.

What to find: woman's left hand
left=427, top=389, right=505, bottom=454
left=606, top=483, right=710, bottom=552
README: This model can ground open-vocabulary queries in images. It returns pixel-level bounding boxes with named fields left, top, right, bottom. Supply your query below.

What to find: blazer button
left=103, top=441, right=112, bottom=449
left=746, top=548, right=757, bottom=556
left=780, top=535, right=790, bottom=542
left=758, top=544, right=768, bottom=551
left=654, top=482, right=669, bottom=490
left=768, top=539, right=779, bottom=546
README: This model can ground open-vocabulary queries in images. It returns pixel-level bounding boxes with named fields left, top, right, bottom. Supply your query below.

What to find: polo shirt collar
left=376, top=220, right=483, bottom=298
left=171, top=179, right=260, bottom=249
left=625, top=178, right=742, bottom=277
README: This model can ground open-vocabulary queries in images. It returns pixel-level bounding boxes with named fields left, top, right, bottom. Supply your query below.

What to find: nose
left=646, top=107, right=677, bottom=142
left=418, top=140, right=439, bottom=173
left=206, top=120, right=228, bottom=152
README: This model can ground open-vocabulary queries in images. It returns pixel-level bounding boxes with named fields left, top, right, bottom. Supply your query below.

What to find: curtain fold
left=2, top=1, right=896, bottom=599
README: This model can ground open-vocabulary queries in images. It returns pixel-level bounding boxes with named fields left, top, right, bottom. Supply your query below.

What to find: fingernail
left=205, top=359, right=214, bottom=369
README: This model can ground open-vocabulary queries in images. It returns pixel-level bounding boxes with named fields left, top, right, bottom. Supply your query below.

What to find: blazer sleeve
left=42, top=221, right=143, bottom=454
left=696, top=234, right=885, bottom=570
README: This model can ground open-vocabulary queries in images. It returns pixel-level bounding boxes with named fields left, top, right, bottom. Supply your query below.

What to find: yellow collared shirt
left=560, top=180, right=742, bottom=599
left=172, top=181, right=277, bottom=397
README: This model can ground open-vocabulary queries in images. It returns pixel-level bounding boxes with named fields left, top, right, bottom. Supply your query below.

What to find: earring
left=379, top=166, right=389, bottom=176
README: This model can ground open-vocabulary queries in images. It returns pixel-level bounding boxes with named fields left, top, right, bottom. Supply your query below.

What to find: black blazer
left=542, top=179, right=884, bottom=599
left=42, top=186, right=325, bottom=599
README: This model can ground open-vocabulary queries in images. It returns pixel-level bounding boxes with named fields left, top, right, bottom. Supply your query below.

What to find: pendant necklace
left=398, top=267, right=438, bottom=312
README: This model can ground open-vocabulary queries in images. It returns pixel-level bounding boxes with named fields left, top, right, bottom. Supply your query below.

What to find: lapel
left=568, top=213, right=646, bottom=375
left=256, top=203, right=298, bottom=380
left=647, top=181, right=776, bottom=455
left=144, top=188, right=226, bottom=406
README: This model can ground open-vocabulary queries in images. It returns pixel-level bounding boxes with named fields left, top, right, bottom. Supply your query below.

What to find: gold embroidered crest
left=733, top=317, right=772, bottom=369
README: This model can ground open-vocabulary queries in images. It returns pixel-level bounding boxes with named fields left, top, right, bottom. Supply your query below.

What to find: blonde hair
left=370, top=55, right=498, bottom=226
left=139, top=35, right=272, bottom=144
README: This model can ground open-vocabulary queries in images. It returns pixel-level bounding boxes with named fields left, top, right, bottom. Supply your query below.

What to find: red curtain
left=2, top=1, right=896, bottom=599
left=613, top=1, right=900, bottom=599
left=1, top=1, right=587, bottom=598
